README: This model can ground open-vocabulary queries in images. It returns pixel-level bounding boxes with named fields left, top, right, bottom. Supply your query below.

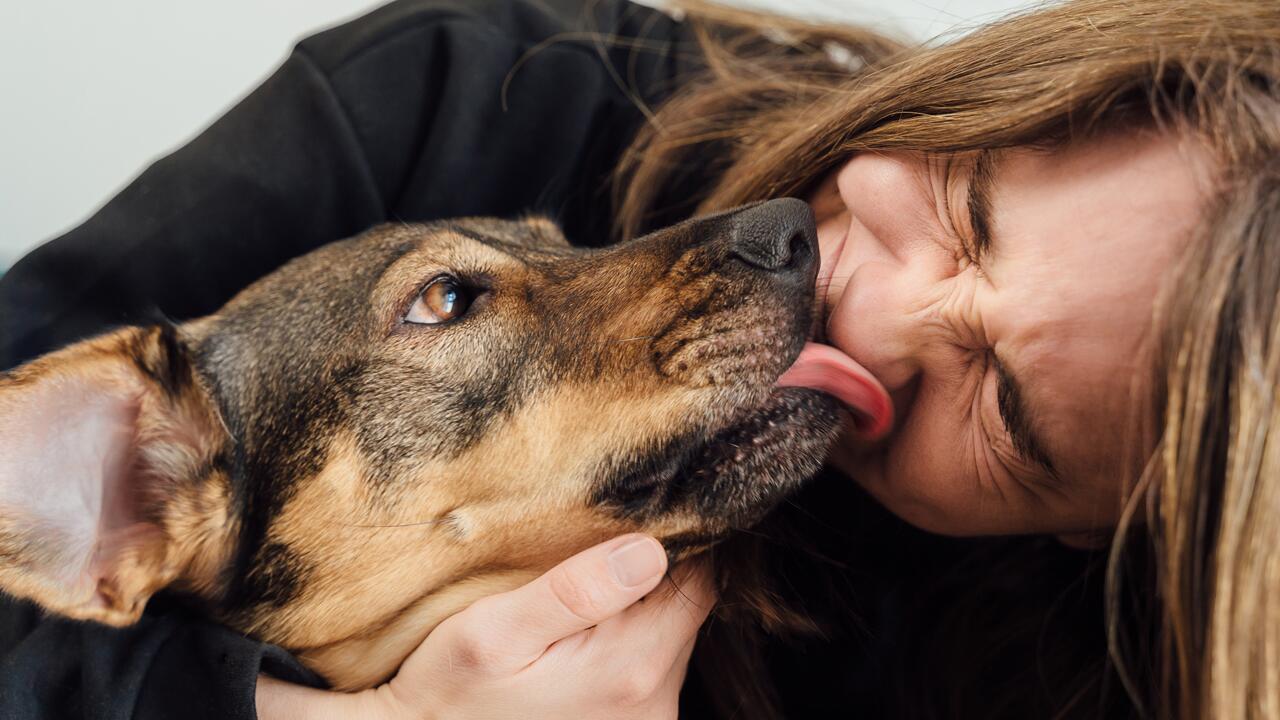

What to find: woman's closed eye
left=985, top=354, right=1061, bottom=481
left=941, top=151, right=996, bottom=271
left=941, top=152, right=1062, bottom=482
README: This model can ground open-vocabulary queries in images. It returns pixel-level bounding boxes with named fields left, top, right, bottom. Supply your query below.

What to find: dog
left=0, top=198, right=839, bottom=690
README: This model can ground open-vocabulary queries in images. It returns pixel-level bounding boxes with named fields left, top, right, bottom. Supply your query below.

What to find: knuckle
left=442, top=609, right=507, bottom=673
left=447, top=634, right=504, bottom=674
left=610, top=664, right=666, bottom=706
left=546, top=566, right=610, bottom=623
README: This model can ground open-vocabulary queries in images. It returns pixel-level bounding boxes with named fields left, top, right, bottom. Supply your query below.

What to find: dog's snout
left=727, top=198, right=817, bottom=274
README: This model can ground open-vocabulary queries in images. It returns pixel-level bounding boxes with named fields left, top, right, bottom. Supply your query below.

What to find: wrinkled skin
left=810, top=127, right=1213, bottom=539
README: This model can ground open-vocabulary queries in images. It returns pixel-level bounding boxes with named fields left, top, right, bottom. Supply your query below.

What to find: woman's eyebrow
left=967, top=150, right=997, bottom=257
left=993, top=354, right=1061, bottom=480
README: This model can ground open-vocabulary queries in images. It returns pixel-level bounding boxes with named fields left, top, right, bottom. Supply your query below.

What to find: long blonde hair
left=613, top=1, right=1280, bottom=717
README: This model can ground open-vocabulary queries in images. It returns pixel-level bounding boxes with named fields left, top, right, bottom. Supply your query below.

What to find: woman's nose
left=826, top=153, right=954, bottom=393
left=835, top=152, right=928, bottom=263
left=831, top=260, right=928, bottom=392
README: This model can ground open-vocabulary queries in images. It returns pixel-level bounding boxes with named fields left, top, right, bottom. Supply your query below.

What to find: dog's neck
left=288, top=568, right=539, bottom=690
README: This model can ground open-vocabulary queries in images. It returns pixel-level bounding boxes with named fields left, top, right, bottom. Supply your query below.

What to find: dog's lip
left=776, top=342, right=893, bottom=440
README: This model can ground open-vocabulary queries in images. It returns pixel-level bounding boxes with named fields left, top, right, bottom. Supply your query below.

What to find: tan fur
left=0, top=212, right=834, bottom=692
left=300, top=570, right=541, bottom=690
left=0, top=328, right=233, bottom=625
left=239, top=383, right=715, bottom=687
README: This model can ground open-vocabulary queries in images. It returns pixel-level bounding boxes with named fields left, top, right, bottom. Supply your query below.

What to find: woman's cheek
left=854, top=383, right=976, bottom=533
left=849, top=362, right=1025, bottom=536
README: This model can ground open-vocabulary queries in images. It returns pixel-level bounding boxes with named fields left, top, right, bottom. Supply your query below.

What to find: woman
left=1, top=0, right=1277, bottom=718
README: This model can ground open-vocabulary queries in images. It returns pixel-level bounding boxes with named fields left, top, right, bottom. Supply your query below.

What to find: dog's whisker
left=334, top=519, right=445, bottom=529
left=604, top=334, right=658, bottom=344
left=726, top=526, right=774, bottom=541
left=662, top=566, right=714, bottom=610
left=669, top=575, right=698, bottom=606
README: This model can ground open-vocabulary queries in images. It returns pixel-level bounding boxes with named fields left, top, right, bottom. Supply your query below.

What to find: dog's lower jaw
left=290, top=567, right=541, bottom=691
left=593, top=388, right=841, bottom=532
left=283, top=381, right=839, bottom=690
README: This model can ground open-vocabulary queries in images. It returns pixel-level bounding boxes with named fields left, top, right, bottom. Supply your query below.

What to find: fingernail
left=607, top=536, right=665, bottom=587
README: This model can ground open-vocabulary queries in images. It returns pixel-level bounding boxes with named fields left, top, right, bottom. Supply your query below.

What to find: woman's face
left=804, top=128, right=1211, bottom=537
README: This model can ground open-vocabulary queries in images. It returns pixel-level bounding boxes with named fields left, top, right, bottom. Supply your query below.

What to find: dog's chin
left=660, top=387, right=841, bottom=557
left=592, top=386, right=840, bottom=552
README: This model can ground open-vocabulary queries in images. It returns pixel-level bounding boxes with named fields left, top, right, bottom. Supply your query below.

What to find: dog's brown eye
left=406, top=278, right=472, bottom=325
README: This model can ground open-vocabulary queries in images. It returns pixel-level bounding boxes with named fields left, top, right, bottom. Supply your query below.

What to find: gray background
left=0, top=0, right=1038, bottom=269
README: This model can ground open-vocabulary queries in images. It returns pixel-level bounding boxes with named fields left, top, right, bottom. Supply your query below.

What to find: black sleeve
left=0, top=0, right=690, bottom=369
left=0, top=45, right=384, bottom=369
left=0, top=595, right=321, bottom=719
left=0, top=1, right=689, bottom=717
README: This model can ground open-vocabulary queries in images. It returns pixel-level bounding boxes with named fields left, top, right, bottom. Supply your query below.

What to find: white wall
left=0, top=0, right=1037, bottom=269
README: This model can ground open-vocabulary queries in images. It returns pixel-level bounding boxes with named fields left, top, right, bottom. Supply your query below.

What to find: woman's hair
left=612, top=1, right=1280, bottom=718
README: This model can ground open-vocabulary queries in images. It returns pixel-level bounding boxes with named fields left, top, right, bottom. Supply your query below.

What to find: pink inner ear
left=0, top=374, right=146, bottom=603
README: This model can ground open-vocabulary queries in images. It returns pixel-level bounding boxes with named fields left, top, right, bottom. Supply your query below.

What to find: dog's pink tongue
left=777, top=342, right=893, bottom=440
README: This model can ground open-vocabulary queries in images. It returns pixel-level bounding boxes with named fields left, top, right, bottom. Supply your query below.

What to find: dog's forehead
left=407, top=216, right=574, bottom=257
left=195, top=218, right=580, bottom=390
left=366, top=219, right=585, bottom=308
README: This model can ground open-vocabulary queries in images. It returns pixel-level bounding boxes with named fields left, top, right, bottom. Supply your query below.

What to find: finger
left=632, top=559, right=717, bottom=636
left=582, top=609, right=702, bottom=717
left=444, top=533, right=668, bottom=670
left=643, top=593, right=711, bottom=719
left=593, top=559, right=717, bottom=670
left=660, top=632, right=700, bottom=698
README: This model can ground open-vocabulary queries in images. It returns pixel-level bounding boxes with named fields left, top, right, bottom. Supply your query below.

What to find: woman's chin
left=825, top=440, right=985, bottom=537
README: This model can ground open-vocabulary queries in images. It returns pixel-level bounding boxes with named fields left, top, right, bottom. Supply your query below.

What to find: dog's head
left=0, top=199, right=838, bottom=688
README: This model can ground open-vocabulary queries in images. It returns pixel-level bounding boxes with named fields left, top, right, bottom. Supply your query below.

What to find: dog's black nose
left=727, top=198, right=817, bottom=273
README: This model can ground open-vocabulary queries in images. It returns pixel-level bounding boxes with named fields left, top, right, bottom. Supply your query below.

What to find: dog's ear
left=0, top=324, right=231, bottom=625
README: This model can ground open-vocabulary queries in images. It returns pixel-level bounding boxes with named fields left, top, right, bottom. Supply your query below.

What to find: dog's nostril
left=788, top=229, right=812, bottom=266
left=727, top=198, right=818, bottom=273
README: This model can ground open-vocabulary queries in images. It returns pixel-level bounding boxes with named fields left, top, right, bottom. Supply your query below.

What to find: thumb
left=446, top=534, right=668, bottom=669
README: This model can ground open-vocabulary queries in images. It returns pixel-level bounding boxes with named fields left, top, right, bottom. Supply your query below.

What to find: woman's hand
left=257, top=534, right=715, bottom=720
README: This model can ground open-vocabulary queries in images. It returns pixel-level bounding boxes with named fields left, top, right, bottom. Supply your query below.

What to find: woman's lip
left=777, top=342, right=893, bottom=440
